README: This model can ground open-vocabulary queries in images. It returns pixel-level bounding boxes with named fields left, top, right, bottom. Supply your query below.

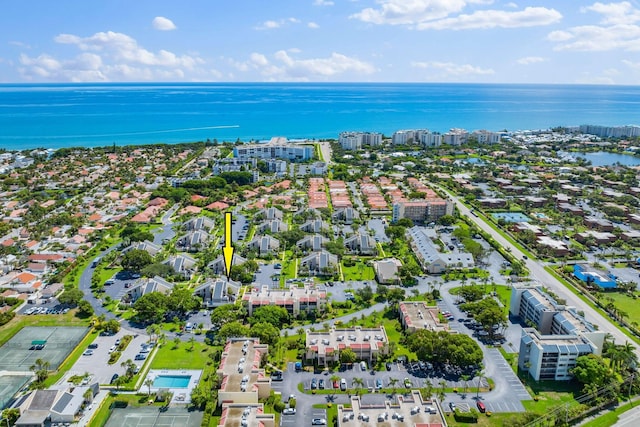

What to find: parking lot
left=67, top=329, right=150, bottom=385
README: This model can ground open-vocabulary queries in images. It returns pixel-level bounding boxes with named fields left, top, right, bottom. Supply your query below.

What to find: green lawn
left=150, top=341, right=211, bottom=369
left=607, top=292, right=640, bottom=326
left=341, top=261, right=375, bottom=281
left=449, top=284, right=512, bottom=310
left=581, top=400, right=638, bottom=427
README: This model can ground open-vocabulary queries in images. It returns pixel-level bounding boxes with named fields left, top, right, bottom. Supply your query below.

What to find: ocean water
left=1, top=83, right=639, bottom=150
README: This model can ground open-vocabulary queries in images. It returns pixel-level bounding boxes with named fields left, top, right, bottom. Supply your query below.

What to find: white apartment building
left=242, top=284, right=327, bottom=316
left=305, top=326, right=389, bottom=366
left=511, top=284, right=605, bottom=381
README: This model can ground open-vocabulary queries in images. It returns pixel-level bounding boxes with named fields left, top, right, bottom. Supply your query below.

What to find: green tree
left=141, top=263, right=175, bottom=278
left=121, top=249, right=153, bottom=272
left=210, top=304, right=245, bottom=330
left=249, top=305, right=290, bottom=328
left=57, top=288, right=84, bottom=306
left=250, top=322, right=280, bottom=345
left=339, top=348, right=357, bottom=365
left=101, top=319, right=121, bottom=334
left=77, top=299, right=94, bottom=317
left=217, top=321, right=250, bottom=341
left=166, top=287, right=201, bottom=315
left=1, top=408, right=20, bottom=425
left=571, top=354, right=615, bottom=388
left=458, top=287, right=484, bottom=302
left=30, top=358, right=50, bottom=384
left=133, top=292, right=168, bottom=324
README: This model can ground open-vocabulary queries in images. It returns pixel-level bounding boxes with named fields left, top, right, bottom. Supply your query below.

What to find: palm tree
left=461, top=374, right=470, bottom=395
left=437, top=380, right=446, bottom=403
left=188, top=336, right=196, bottom=351
left=30, top=358, right=50, bottom=384
left=144, top=378, right=154, bottom=397
left=476, top=370, right=485, bottom=398
left=352, top=377, right=364, bottom=396
left=388, top=378, right=399, bottom=395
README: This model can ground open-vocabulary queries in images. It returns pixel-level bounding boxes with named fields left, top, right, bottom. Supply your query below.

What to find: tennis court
left=0, top=326, right=89, bottom=371
left=104, top=407, right=203, bottom=427
left=0, top=374, right=31, bottom=408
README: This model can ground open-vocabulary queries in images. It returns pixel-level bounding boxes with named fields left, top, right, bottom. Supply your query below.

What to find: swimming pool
left=152, top=375, right=191, bottom=388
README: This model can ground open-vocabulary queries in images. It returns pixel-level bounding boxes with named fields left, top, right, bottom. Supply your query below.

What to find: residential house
left=583, top=216, right=614, bottom=232
left=247, top=235, right=280, bottom=256
left=258, top=220, right=288, bottom=234
left=296, top=234, right=328, bottom=252
left=209, top=254, right=248, bottom=275
left=122, top=276, right=175, bottom=304
left=259, top=207, right=283, bottom=221
left=183, top=216, right=215, bottom=232
left=193, top=278, right=241, bottom=308
left=299, top=250, right=338, bottom=276
left=373, top=258, right=402, bottom=284
left=332, top=207, right=359, bottom=224
left=177, top=230, right=211, bottom=252
left=300, top=219, right=328, bottom=234
left=164, top=254, right=197, bottom=278
left=344, top=233, right=377, bottom=255
left=123, top=240, right=162, bottom=257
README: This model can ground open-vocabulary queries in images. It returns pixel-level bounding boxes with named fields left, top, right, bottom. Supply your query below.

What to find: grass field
left=150, top=341, right=211, bottom=369
left=606, top=292, right=640, bottom=326
left=341, top=261, right=375, bottom=281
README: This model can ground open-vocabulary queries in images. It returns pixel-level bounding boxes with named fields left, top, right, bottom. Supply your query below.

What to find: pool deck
left=143, top=369, right=202, bottom=405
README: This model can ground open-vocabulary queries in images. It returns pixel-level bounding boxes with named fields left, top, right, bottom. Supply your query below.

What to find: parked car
left=283, top=408, right=296, bottom=415
left=311, top=378, right=317, bottom=389
left=311, top=419, right=326, bottom=426
left=477, top=401, right=486, bottom=413
left=385, top=362, right=393, bottom=371
left=135, top=353, right=147, bottom=360
left=340, top=378, right=347, bottom=391
left=110, top=374, right=119, bottom=384
left=82, top=349, right=94, bottom=356
left=88, top=343, right=98, bottom=349
left=404, top=378, right=412, bottom=388
left=108, top=345, right=117, bottom=353
left=319, top=379, right=325, bottom=389
left=376, top=378, right=383, bottom=389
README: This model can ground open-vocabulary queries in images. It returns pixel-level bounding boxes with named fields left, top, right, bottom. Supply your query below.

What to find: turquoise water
left=492, top=212, right=530, bottom=223
left=152, top=375, right=191, bottom=388
left=1, top=83, right=639, bottom=150
left=574, top=151, right=640, bottom=167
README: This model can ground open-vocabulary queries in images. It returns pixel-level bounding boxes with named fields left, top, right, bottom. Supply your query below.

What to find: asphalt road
left=438, top=186, right=637, bottom=354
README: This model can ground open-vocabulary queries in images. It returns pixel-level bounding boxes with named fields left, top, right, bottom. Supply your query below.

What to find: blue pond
left=492, top=212, right=530, bottom=223
left=152, top=375, right=191, bottom=388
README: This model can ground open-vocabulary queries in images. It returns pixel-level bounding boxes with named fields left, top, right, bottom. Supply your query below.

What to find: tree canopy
left=405, top=329, right=483, bottom=369
left=121, top=249, right=153, bottom=272
left=249, top=305, right=290, bottom=328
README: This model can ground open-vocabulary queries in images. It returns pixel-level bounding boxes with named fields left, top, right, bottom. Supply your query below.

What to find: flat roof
left=218, top=339, right=269, bottom=393
left=398, top=301, right=448, bottom=332
left=306, top=326, right=388, bottom=356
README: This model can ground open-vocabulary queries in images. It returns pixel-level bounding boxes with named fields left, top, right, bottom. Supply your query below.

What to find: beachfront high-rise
left=233, top=137, right=314, bottom=161
left=339, top=131, right=383, bottom=150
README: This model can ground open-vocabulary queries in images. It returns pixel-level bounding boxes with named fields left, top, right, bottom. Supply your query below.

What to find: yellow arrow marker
left=223, top=212, right=234, bottom=279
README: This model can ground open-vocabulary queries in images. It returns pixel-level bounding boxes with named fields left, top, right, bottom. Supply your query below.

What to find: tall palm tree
left=461, top=374, right=470, bottom=395
left=144, top=378, right=154, bottom=397
left=437, top=380, right=447, bottom=403
left=352, top=377, right=364, bottom=396
left=388, top=378, right=399, bottom=395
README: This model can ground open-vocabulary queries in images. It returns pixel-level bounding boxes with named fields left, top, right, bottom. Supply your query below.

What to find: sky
left=1, top=0, right=640, bottom=84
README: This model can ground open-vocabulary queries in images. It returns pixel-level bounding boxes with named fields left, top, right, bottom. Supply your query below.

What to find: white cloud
left=548, top=24, right=640, bottom=51
left=9, top=41, right=31, bottom=49
left=313, top=0, right=334, bottom=5
left=255, top=17, right=301, bottom=30
left=505, top=2, right=518, bottom=8
left=516, top=56, right=547, bottom=65
left=411, top=60, right=494, bottom=76
left=549, top=2, right=640, bottom=51
left=583, top=2, right=640, bottom=25
left=152, top=16, right=177, bottom=31
left=622, top=59, right=640, bottom=70
left=351, top=0, right=469, bottom=25
left=308, top=22, right=320, bottom=29
left=234, top=50, right=376, bottom=81
left=416, top=7, right=562, bottom=30
left=19, top=30, right=208, bottom=82
left=349, top=0, right=553, bottom=30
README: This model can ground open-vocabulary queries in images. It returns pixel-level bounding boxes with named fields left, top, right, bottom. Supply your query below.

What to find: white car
left=108, top=345, right=117, bottom=353
left=283, top=408, right=296, bottom=415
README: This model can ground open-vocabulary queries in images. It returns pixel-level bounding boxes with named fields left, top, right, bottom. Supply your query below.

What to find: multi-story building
left=339, top=132, right=363, bottom=150
left=337, top=391, right=446, bottom=427
left=443, top=128, right=468, bottom=145
left=242, top=284, right=327, bottom=316
left=511, top=284, right=606, bottom=381
left=233, top=137, right=314, bottom=162
left=217, top=338, right=272, bottom=405
left=217, top=404, right=275, bottom=427
left=392, top=130, right=415, bottom=145
left=392, top=199, right=454, bottom=223
left=579, top=124, right=640, bottom=138
left=398, top=301, right=449, bottom=333
left=305, top=326, right=389, bottom=366
left=406, top=226, right=474, bottom=274
left=472, top=130, right=503, bottom=144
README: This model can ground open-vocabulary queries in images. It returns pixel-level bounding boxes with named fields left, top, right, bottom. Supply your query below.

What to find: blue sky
left=1, top=0, right=640, bottom=84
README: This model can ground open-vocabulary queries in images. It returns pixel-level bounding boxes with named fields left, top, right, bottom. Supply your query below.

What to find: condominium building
left=392, top=199, right=454, bottom=223
left=217, top=404, right=275, bottom=427
left=339, top=131, right=383, bottom=150
left=406, top=226, right=474, bottom=274
left=233, top=137, right=314, bottom=162
left=305, top=326, right=389, bottom=366
left=511, top=284, right=605, bottom=381
left=337, top=391, right=446, bottom=427
left=443, top=128, right=468, bottom=145
left=242, top=284, right=327, bottom=316
left=579, top=124, right=640, bottom=138
left=217, top=338, right=272, bottom=405
left=398, top=301, right=449, bottom=333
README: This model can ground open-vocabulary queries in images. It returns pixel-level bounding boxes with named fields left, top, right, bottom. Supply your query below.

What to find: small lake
left=574, top=151, right=640, bottom=167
